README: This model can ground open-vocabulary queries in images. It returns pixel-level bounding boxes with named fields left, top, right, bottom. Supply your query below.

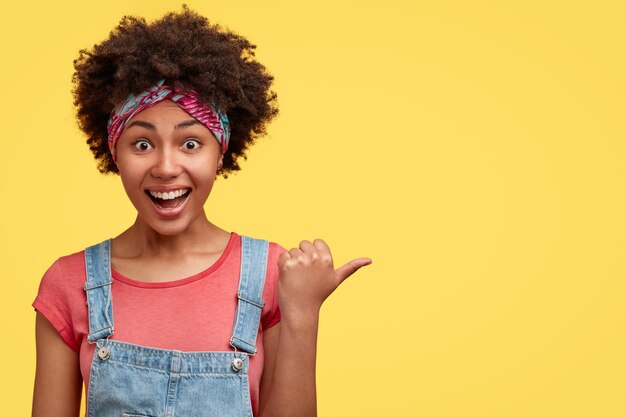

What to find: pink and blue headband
left=107, top=79, right=230, bottom=161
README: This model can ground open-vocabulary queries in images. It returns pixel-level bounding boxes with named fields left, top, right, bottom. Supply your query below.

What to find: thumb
left=335, top=258, right=373, bottom=283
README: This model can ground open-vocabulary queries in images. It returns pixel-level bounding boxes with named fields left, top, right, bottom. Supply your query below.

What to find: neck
left=116, top=211, right=228, bottom=259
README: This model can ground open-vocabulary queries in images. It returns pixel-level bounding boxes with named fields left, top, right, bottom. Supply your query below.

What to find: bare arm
left=258, top=322, right=280, bottom=416
left=32, top=311, right=82, bottom=417
left=258, top=239, right=371, bottom=417
left=259, top=310, right=320, bottom=417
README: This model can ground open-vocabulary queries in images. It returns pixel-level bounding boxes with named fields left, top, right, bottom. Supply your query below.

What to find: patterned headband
left=107, top=79, right=230, bottom=161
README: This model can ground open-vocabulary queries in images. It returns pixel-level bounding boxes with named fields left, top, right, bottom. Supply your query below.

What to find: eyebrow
left=174, top=120, right=202, bottom=130
left=125, top=121, right=155, bottom=131
left=126, top=119, right=202, bottom=131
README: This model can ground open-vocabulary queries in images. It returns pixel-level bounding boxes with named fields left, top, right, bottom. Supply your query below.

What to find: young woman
left=31, top=6, right=371, bottom=417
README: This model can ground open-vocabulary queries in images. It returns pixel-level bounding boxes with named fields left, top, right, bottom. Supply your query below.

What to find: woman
left=31, top=6, right=371, bottom=417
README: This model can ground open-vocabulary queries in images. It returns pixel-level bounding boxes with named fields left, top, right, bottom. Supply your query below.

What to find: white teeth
left=149, top=189, right=189, bottom=200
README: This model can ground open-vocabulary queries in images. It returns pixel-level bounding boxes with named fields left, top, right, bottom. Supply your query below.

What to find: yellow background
left=1, top=1, right=625, bottom=416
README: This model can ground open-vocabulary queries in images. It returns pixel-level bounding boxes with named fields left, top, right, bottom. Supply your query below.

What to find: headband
left=107, top=79, right=230, bottom=161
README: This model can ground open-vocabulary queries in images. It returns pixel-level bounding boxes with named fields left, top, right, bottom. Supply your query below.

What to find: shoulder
left=33, top=249, right=88, bottom=352
left=36, top=250, right=88, bottom=307
left=254, top=239, right=285, bottom=329
left=268, top=240, right=288, bottom=259
left=236, top=233, right=287, bottom=263
left=40, top=250, right=86, bottom=286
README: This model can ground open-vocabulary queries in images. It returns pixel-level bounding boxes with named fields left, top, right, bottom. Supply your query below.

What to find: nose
left=150, top=147, right=183, bottom=179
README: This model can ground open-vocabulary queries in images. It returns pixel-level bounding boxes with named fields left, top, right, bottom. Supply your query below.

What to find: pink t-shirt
left=32, top=232, right=285, bottom=417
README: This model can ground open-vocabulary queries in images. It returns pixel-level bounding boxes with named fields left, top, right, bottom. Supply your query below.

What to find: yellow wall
left=2, top=1, right=625, bottom=416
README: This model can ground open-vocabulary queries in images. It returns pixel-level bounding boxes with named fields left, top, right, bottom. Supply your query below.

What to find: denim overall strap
left=230, top=235, right=269, bottom=355
left=84, top=239, right=115, bottom=343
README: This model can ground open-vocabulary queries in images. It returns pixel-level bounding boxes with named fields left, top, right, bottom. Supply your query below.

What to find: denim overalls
left=83, top=235, right=269, bottom=417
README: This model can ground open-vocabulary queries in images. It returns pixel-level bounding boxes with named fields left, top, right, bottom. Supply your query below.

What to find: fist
left=276, top=238, right=372, bottom=317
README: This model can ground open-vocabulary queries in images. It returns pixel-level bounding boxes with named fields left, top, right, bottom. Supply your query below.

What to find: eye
left=182, top=138, right=201, bottom=150
left=132, top=139, right=153, bottom=151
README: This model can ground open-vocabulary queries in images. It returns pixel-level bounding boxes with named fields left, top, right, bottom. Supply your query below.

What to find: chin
left=137, top=213, right=192, bottom=236
left=149, top=220, right=193, bottom=236
left=151, top=226, right=186, bottom=236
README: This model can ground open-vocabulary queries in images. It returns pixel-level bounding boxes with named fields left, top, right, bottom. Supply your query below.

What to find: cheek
left=189, top=160, right=219, bottom=184
left=117, top=166, right=144, bottom=196
left=195, top=173, right=217, bottom=192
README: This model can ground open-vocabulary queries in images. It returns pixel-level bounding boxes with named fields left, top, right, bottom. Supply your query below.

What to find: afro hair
left=72, top=4, right=279, bottom=178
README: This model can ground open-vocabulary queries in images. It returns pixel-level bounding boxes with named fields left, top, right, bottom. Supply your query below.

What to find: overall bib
left=83, top=235, right=269, bottom=417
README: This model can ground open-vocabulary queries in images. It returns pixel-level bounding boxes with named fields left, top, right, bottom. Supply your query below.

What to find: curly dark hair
left=72, top=5, right=279, bottom=178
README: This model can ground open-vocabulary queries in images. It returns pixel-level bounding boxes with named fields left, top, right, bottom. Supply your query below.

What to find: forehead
left=129, top=99, right=191, bottom=120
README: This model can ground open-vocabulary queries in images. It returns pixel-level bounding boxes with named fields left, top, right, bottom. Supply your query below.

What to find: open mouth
left=145, top=189, right=191, bottom=209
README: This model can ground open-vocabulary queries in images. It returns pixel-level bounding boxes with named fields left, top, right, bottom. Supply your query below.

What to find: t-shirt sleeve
left=262, top=242, right=288, bottom=330
left=32, top=259, right=81, bottom=352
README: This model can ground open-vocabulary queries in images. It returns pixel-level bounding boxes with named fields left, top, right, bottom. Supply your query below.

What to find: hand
left=276, top=238, right=372, bottom=318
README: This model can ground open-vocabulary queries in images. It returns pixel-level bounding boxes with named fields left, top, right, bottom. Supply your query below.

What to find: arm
left=258, top=239, right=371, bottom=417
left=32, top=311, right=82, bottom=417
left=258, top=322, right=280, bottom=415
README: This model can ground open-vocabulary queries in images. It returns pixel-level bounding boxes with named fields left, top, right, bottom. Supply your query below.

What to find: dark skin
left=39, top=6, right=369, bottom=415
left=72, top=6, right=279, bottom=179
left=32, top=102, right=372, bottom=417
left=32, top=312, right=82, bottom=417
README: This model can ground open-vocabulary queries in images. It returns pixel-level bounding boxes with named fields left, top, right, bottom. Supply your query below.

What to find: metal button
left=232, top=357, right=244, bottom=372
left=98, top=346, right=110, bottom=360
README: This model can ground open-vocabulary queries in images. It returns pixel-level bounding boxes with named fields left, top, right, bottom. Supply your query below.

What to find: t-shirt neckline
left=110, top=231, right=239, bottom=289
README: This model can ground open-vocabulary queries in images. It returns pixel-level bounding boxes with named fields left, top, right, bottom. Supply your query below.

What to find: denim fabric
left=83, top=236, right=269, bottom=417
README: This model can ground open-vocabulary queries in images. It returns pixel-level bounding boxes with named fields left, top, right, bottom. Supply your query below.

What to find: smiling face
left=114, top=100, right=223, bottom=236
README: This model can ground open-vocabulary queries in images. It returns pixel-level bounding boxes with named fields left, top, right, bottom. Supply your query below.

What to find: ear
left=217, top=155, right=223, bottom=170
